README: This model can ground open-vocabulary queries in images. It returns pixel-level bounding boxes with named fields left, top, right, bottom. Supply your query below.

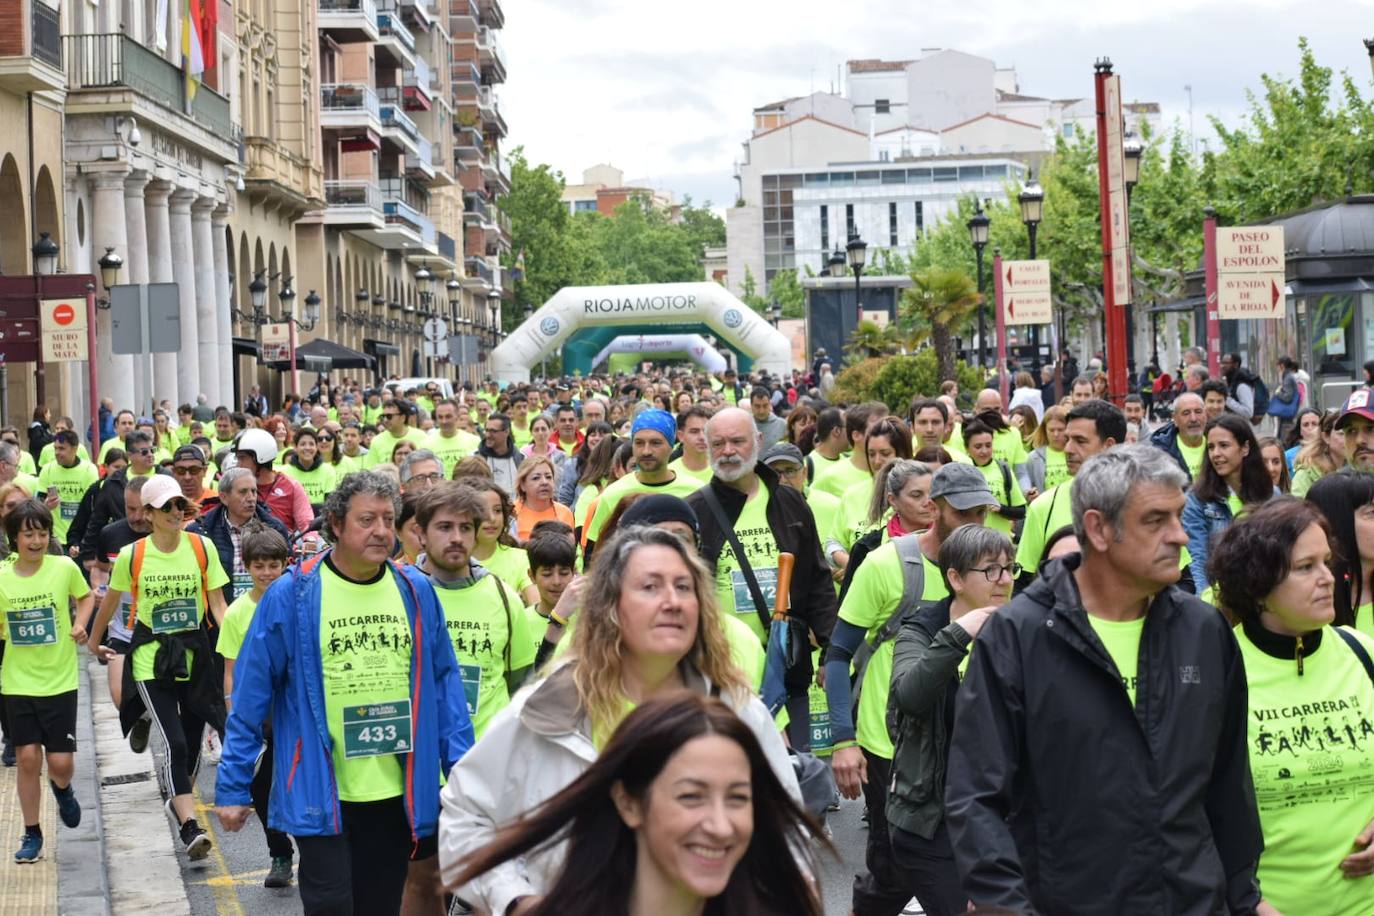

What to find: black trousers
left=135, top=678, right=206, bottom=798
left=852, top=751, right=912, bottom=916
left=889, top=822, right=966, bottom=916
left=251, top=733, right=294, bottom=860
left=294, top=796, right=411, bottom=915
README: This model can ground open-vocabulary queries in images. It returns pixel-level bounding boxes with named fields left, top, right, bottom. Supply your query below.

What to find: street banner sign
left=262, top=323, right=291, bottom=363
left=40, top=297, right=89, bottom=361
left=1216, top=226, right=1286, bottom=319
left=1001, top=259, right=1053, bottom=325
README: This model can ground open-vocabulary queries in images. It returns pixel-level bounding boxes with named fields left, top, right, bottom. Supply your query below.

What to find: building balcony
left=477, top=84, right=507, bottom=137
left=321, top=82, right=382, bottom=139
left=401, top=58, right=432, bottom=110
left=451, top=59, right=479, bottom=89
left=437, top=231, right=458, bottom=267
left=450, top=0, right=479, bottom=30
left=481, top=147, right=510, bottom=194
left=376, top=11, right=416, bottom=68
left=476, top=26, right=505, bottom=83
left=477, top=0, right=504, bottom=29
left=462, top=255, right=494, bottom=290
left=377, top=96, right=421, bottom=156
left=318, top=0, right=380, bottom=42
left=322, top=179, right=385, bottom=229
left=454, top=124, right=483, bottom=160
left=383, top=195, right=436, bottom=246
left=0, top=0, right=63, bottom=92
left=404, top=135, right=435, bottom=180
left=395, top=0, right=431, bottom=34
left=62, top=33, right=236, bottom=159
left=243, top=136, right=326, bottom=212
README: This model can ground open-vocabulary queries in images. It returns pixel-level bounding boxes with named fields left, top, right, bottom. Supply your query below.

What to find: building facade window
left=820, top=204, right=828, bottom=252
left=888, top=201, right=898, bottom=247
left=914, top=201, right=924, bottom=237
left=845, top=203, right=854, bottom=240
left=875, top=99, right=890, bottom=114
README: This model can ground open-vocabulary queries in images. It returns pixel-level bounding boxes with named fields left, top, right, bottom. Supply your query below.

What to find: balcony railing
left=437, top=231, right=457, bottom=262
left=402, top=57, right=431, bottom=94
left=324, top=179, right=383, bottom=211
left=405, top=136, right=433, bottom=174
left=382, top=195, right=435, bottom=243
left=379, top=103, right=419, bottom=142
left=377, top=11, right=416, bottom=53
left=63, top=33, right=231, bottom=137
left=451, top=60, right=479, bottom=87
left=32, top=2, right=60, bottom=68
left=465, top=256, right=493, bottom=286
left=321, top=82, right=379, bottom=117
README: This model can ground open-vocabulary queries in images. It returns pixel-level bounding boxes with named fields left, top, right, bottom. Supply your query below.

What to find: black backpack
left=1236, top=369, right=1269, bottom=423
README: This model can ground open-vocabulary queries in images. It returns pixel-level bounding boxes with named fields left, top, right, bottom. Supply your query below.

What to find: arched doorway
left=0, top=155, right=29, bottom=274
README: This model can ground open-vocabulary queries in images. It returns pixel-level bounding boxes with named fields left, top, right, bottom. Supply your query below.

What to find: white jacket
left=438, top=661, right=801, bottom=914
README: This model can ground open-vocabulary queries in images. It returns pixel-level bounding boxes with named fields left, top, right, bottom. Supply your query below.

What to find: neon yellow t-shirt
left=217, top=592, right=259, bottom=661
left=1356, top=603, right=1374, bottom=641
left=427, top=430, right=480, bottom=477
left=37, top=459, right=99, bottom=544
left=109, top=533, right=228, bottom=682
left=807, top=451, right=844, bottom=484
left=1085, top=614, right=1145, bottom=706
left=1178, top=437, right=1207, bottom=480
left=810, top=457, right=870, bottom=500
left=991, top=427, right=1027, bottom=468
left=16, top=451, right=36, bottom=476
left=1240, top=626, right=1374, bottom=916
left=836, top=478, right=882, bottom=552
left=433, top=572, right=536, bottom=738
left=806, top=488, right=842, bottom=551
left=319, top=563, right=412, bottom=802
left=573, top=484, right=602, bottom=536
left=974, top=458, right=1026, bottom=537
left=0, top=555, right=90, bottom=696
left=712, top=487, right=776, bottom=643
left=474, top=543, right=532, bottom=597
left=839, top=541, right=947, bottom=758
left=667, top=457, right=713, bottom=485
left=364, top=427, right=430, bottom=468
left=282, top=461, right=337, bottom=505
left=585, top=472, right=704, bottom=545
left=1042, top=447, right=1071, bottom=490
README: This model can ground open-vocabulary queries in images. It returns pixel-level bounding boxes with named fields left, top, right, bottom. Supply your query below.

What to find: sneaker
left=264, top=856, right=293, bottom=888
left=181, top=820, right=211, bottom=861
left=50, top=781, right=81, bottom=829
left=129, top=714, right=151, bottom=754
left=203, top=730, right=221, bottom=765
left=1, top=739, right=14, bottom=767
left=14, top=832, right=42, bottom=864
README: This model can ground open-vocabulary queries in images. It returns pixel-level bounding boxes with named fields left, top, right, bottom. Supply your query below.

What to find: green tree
left=844, top=319, right=896, bottom=362
left=739, top=265, right=768, bottom=315
left=898, top=268, right=983, bottom=383
left=501, top=148, right=581, bottom=319
left=678, top=195, right=727, bottom=256
left=768, top=268, right=805, bottom=318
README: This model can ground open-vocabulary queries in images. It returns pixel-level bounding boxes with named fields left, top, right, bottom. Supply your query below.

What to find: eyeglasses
left=131, top=448, right=154, bottom=456
left=171, top=464, right=204, bottom=475
left=408, top=472, right=444, bottom=485
left=156, top=499, right=190, bottom=514
left=382, top=412, right=400, bottom=420
left=318, top=435, right=335, bottom=442
left=968, top=563, right=1022, bottom=582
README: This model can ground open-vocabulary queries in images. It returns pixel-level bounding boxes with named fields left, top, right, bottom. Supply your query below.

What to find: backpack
left=849, top=533, right=926, bottom=710
left=1237, top=369, right=1269, bottom=423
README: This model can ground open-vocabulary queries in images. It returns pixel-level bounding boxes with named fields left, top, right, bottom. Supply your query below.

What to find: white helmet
left=236, top=428, right=279, bottom=465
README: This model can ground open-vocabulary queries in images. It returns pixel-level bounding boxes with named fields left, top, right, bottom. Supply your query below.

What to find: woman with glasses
left=280, top=428, right=337, bottom=509
left=87, top=476, right=229, bottom=861
left=887, top=525, right=1015, bottom=916
left=315, top=423, right=358, bottom=476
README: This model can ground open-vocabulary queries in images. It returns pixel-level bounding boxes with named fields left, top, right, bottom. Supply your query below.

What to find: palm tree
left=899, top=268, right=981, bottom=383
left=844, top=319, right=895, bottom=362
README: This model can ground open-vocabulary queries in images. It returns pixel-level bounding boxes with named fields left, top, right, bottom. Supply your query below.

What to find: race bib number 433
left=7, top=606, right=57, bottom=645
left=342, top=700, right=413, bottom=758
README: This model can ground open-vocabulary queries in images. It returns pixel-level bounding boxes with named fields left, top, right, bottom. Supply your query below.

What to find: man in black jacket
left=685, top=407, right=837, bottom=749
left=188, top=467, right=290, bottom=604
left=945, top=444, right=1263, bottom=915
left=77, top=431, right=163, bottom=565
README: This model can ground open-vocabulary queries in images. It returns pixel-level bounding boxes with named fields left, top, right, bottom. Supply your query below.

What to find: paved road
left=163, top=752, right=883, bottom=916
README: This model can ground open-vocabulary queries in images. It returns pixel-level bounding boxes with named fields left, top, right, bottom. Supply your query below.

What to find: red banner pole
left=86, top=287, right=101, bottom=459
left=993, top=250, right=1009, bottom=408
left=1094, top=59, right=1130, bottom=403
left=1203, top=207, right=1221, bottom=378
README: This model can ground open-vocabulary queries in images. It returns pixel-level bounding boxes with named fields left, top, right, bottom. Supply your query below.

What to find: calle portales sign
left=490, top=282, right=792, bottom=384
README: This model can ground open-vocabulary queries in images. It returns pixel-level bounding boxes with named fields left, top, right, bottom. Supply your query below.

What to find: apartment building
left=562, top=163, right=680, bottom=220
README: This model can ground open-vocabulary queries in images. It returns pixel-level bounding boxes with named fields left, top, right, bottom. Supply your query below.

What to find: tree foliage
left=898, top=267, right=983, bottom=383
left=833, top=350, right=983, bottom=412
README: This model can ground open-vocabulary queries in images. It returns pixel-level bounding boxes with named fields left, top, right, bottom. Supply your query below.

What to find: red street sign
left=53, top=303, right=75, bottom=325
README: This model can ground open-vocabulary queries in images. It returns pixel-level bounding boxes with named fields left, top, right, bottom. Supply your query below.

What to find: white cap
left=141, top=475, right=183, bottom=509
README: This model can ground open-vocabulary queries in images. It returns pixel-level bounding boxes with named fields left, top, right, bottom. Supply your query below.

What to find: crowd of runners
left=0, top=344, right=1372, bottom=915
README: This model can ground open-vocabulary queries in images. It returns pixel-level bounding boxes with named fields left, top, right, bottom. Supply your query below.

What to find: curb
left=86, top=656, right=192, bottom=915
left=56, top=653, right=111, bottom=915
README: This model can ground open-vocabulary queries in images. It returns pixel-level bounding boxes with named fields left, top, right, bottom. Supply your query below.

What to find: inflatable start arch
left=489, top=282, right=792, bottom=384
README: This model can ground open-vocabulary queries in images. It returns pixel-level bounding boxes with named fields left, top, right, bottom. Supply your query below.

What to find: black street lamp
left=1019, top=174, right=1045, bottom=370
left=967, top=201, right=991, bottom=366
left=249, top=272, right=269, bottom=314
left=766, top=300, right=780, bottom=327
left=31, top=232, right=59, bottom=275
left=826, top=248, right=846, bottom=279
left=277, top=276, right=296, bottom=316
left=96, top=247, right=123, bottom=308
left=846, top=234, right=867, bottom=331
left=1123, top=134, right=1143, bottom=201
left=1365, top=38, right=1373, bottom=79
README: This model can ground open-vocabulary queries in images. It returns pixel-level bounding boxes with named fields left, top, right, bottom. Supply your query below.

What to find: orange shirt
left=515, top=500, right=574, bottom=542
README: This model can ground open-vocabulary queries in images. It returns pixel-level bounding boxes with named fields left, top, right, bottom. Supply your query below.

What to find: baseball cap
left=1337, top=389, right=1374, bottom=429
left=141, top=475, right=184, bottom=509
left=929, top=463, right=997, bottom=511
left=172, top=444, right=207, bottom=465
left=761, top=443, right=804, bottom=467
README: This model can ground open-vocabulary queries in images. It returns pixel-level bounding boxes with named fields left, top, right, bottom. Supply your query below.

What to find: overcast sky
left=499, top=1, right=1374, bottom=209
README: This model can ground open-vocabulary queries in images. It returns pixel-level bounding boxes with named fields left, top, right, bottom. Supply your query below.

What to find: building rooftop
left=847, top=58, right=913, bottom=73
left=750, top=113, right=867, bottom=141
left=941, top=111, right=1043, bottom=132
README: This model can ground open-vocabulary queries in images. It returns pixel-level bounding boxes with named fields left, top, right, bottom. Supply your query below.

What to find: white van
left=388, top=377, right=454, bottom=399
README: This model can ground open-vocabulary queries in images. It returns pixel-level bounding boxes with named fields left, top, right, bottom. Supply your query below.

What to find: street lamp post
left=30, top=232, right=59, bottom=405
left=967, top=201, right=990, bottom=367
left=1366, top=38, right=1373, bottom=79
left=416, top=266, right=435, bottom=377
left=846, top=234, right=867, bottom=335
left=487, top=290, right=500, bottom=377
left=1123, top=134, right=1143, bottom=374
left=1018, top=174, right=1045, bottom=372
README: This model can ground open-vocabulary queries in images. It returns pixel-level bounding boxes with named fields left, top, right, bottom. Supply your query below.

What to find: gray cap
left=929, top=462, right=997, bottom=511
left=761, top=443, right=804, bottom=466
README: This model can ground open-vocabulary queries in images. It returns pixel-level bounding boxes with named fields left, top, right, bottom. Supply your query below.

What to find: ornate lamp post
left=967, top=201, right=990, bottom=366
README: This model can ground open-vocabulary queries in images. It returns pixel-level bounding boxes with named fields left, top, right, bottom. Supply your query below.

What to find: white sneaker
left=204, top=730, right=222, bottom=765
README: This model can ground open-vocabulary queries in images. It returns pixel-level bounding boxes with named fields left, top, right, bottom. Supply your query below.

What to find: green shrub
left=834, top=351, right=982, bottom=412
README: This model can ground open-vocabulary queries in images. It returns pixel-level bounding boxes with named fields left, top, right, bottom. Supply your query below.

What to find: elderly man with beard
left=685, top=407, right=837, bottom=750
left=1149, top=391, right=1208, bottom=482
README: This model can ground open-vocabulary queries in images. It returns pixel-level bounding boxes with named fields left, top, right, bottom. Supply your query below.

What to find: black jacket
left=945, top=554, right=1262, bottom=916
left=77, top=467, right=170, bottom=562
left=1149, top=421, right=1195, bottom=482
left=188, top=502, right=291, bottom=603
left=686, top=464, right=838, bottom=652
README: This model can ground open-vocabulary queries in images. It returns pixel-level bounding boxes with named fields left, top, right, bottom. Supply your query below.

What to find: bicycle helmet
left=236, top=427, right=279, bottom=465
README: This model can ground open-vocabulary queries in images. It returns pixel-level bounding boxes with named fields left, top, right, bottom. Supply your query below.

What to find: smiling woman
left=445, top=693, right=824, bottom=916
left=438, top=525, right=805, bottom=915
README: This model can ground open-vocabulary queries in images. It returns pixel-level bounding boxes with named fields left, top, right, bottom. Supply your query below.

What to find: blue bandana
left=631, top=408, right=676, bottom=444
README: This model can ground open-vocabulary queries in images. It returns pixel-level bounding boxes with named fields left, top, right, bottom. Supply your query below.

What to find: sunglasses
left=131, top=448, right=154, bottom=456
left=156, top=499, right=189, bottom=514
left=318, top=435, right=335, bottom=442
